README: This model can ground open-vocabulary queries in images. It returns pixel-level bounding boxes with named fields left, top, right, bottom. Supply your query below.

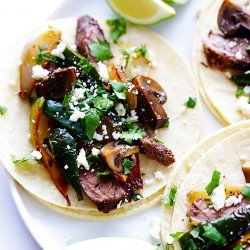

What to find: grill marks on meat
left=218, top=0, right=250, bottom=37
left=140, top=136, right=175, bottom=166
left=76, top=16, right=108, bottom=64
left=187, top=198, right=250, bottom=224
left=79, top=169, right=133, bottom=213
left=203, top=32, right=250, bottom=70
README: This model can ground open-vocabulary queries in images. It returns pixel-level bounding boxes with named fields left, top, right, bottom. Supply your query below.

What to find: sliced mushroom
left=242, top=165, right=250, bottom=183
left=133, top=76, right=168, bottom=130
left=108, top=62, right=138, bottom=109
left=101, top=141, right=139, bottom=173
left=35, top=67, right=76, bottom=100
left=218, top=0, right=250, bottom=37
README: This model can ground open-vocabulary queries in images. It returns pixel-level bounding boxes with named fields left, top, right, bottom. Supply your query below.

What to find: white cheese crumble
left=77, top=148, right=90, bottom=170
left=147, top=50, right=158, bottom=68
left=165, top=234, right=174, bottom=245
left=244, top=85, right=250, bottom=94
left=154, top=171, right=164, bottom=180
left=93, top=132, right=103, bottom=141
left=229, top=41, right=237, bottom=48
left=69, top=109, right=85, bottom=122
left=97, top=62, right=109, bottom=82
left=115, top=103, right=126, bottom=117
left=237, top=96, right=250, bottom=117
left=126, top=110, right=139, bottom=121
left=149, top=217, right=161, bottom=243
left=32, top=65, right=49, bottom=80
left=211, top=184, right=226, bottom=211
left=64, top=165, right=69, bottom=170
left=225, top=194, right=243, bottom=207
left=70, top=44, right=77, bottom=52
left=71, top=88, right=86, bottom=103
left=91, top=147, right=100, bottom=156
left=235, top=51, right=243, bottom=60
left=112, top=131, right=121, bottom=140
left=31, top=150, right=42, bottom=160
left=51, top=42, right=66, bottom=59
left=144, top=178, right=154, bottom=185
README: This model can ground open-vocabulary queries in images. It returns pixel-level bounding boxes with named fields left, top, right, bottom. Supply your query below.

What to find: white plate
left=4, top=0, right=224, bottom=249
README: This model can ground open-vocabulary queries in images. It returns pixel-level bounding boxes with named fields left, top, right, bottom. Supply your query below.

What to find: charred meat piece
left=36, top=67, right=76, bottom=100
left=133, top=76, right=168, bottom=130
left=187, top=198, right=250, bottom=224
left=76, top=15, right=108, bottom=64
left=204, top=32, right=250, bottom=70
left=140, top=136, right=175, bottom=167
left=218, top=0, right=250, bottom=37
left=79, top=169, right=132, bottom=213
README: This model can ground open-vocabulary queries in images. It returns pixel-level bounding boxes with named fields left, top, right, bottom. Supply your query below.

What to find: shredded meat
left=187, top=198, right=250, bottom=224
left=140, top=136, right=175, bottom=167
left=204, top=32, right=250, bottom=70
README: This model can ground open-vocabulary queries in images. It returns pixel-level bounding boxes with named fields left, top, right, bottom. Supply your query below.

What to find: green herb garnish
left=77, top=57, right=96, bottom=77
left=96, top=169, right=111, bottom=177
left=246, top=45, right=250, bottom=51
left=88, top=38, right=113, bottom=62
left=0, top=105, right=7, bottom=115
left=35, top=45, right=58, bottom=65
left=121, top=124, right=146, bottom=144
left=170, top=232, right=185, bottom=238
left=93, top=96, right=114, bottom=112
left=205, top=170, right=221, bottom=195
left=190, top=227, right=200, bottom=238
left=236, top=86, right=244, bottom=98
left=132, top=194, right=143, bottom=201
left=122, top=158, right=133, bottom=174
left=242, top=185, right=250, bottom=198
left=84, top=109, right=100, bottom=139
left=122, top=45, right=147, bottom=68
left=161, top=120, right=170, bottom=128
left=155, top=137, right=165, bottom=145
left=13, top=156, right=42, bottom=166
left=110, top=81, right=128, bottom=100
left=185, top=97, right=197, bottom=108
left=202, top=223, right=226, bottom=245
left=106, top=18, right=126, bottom=43
left=233, top=245, right=243, bottom=250
left=161, top=186, right=177, bottom=206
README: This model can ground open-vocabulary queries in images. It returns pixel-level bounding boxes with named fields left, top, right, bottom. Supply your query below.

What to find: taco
left=194, top=0, right=250, bottom=125
left=161, top=120, right=250, bottom=249
left=0, top=16, right=201, bottom=218
left=65, top=237, right=155, bottom=250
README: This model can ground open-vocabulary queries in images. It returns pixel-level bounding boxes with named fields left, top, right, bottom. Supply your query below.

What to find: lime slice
left=106, top=0, right=176, bottom=26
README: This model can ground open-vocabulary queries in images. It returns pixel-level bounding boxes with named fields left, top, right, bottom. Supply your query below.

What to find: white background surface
left=0, top=0, right=223, bottom=249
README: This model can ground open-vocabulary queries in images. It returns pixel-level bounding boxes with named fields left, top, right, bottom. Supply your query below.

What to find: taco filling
left=203, top=0, right=250, bottom=118
left=16, top=15, right=176, bottom=213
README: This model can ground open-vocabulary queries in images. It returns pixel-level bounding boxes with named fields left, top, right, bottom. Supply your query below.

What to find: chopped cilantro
left=185, top=97, right=197, bottom=108
left=106, top=18, right=126, bottom=43
left=122, top=158, right=133, bottom=174
left=96, top=169, right=111, bottom=177
left=132, top=194, right=143, bottom=201
left=84, top=109, right=100, bottom=139
left=87, top=154, right=99, bottom=166
left=121, top=124, right=146, bottom=144
left=35, top=45, right=58, bottom=65
left=110, top=81, right=128, bottom=100
left=0, top=105, right=7, bottom=115
left=190, top=227, right=200, bottom=238
left=93, top=96, right=114, bottom=112
left=77, top=57, right=95, bottom=77
left=170, top=232, right=185, bottom=238
left=162, top=120, right=170, bottom=128
left=242, top=185, right=250, bottom=198
left=233, top=245, right=243, bottom=250
left=202, top=223, right=226, bottom=245
left=62, top=91, right=73, bottom=108
left=231, top=71, right=250, bottom=86
left=155, top=137, right=165, bottom=145
left=205, top=170, right=221, bottom=195
left=161, top=186, right=177, bottom=206
left=13, top=156, right=42, bottom=166
left=88, top=38, right=113, bottom=62
left=236, top=86, right=244, bottom=98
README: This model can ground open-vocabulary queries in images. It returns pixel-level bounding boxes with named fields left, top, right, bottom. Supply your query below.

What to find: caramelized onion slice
left=101, top=141, right=139, bottom=173
left=20, top=28, right=61, bottom=99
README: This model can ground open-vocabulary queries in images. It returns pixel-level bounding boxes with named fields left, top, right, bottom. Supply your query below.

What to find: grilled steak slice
left=36, top=67, right=76, bottom=100
left=79, top=169, right=133, bottom=213
left=204, top=32, right=250, bottom=70
left=140, top=136, right=175, bottom=166
left=187, top=198, right=249, bottom=224
left=218, top=0, right=250, bottom=37
left=76, top=15, right=108, bottom=64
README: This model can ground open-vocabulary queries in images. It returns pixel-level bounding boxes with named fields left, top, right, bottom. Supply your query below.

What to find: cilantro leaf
left=185, top=97, right=197, bottom=108
left=162, top=186, right=177, bottom=206
left=202, top=223, right=226, bottom=245
left=88, top=38, right=113, bottom=62
left=233, top=245, right=243, bottom=250
left=132, top=194, right=143, bottom=201
left=0, top=105, right=7, bottom=115
left=170, top=232, right=185, bottom=238
left=35, top=45, right=58, bottom=65
left=13, top=156, right=42, bottom=166
left=236, top=86, right=244, bottom=98
left=190, top=227, right=200, bottom=238
left=161, top=120, right=170, bottom=128
left=231, top=71, right=250, bottom=86
left=96, top=169, right=111, bottom=177
left=84, top=109, right=100, bottom=139
left=242, top=185, right=250, bottom=198
left=155, top=137, right=165, bottom=145
left=106, top=18, right=126, bottom=43
left=122, top=158, right=133, bottom=174
left=205, top=170, right=221, bottom=195
left=121, top=125, right=146, bottom=144
left=93, top=96, right=114, bottom=112
left=110, top=81, right=128, bottom=100
left=77, top=57, right=96, bottom=77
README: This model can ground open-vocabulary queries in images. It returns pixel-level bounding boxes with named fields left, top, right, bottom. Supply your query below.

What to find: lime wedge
left=106, top=0, right=176, bottom=26
left=164, top=0, right=189, bottom=4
